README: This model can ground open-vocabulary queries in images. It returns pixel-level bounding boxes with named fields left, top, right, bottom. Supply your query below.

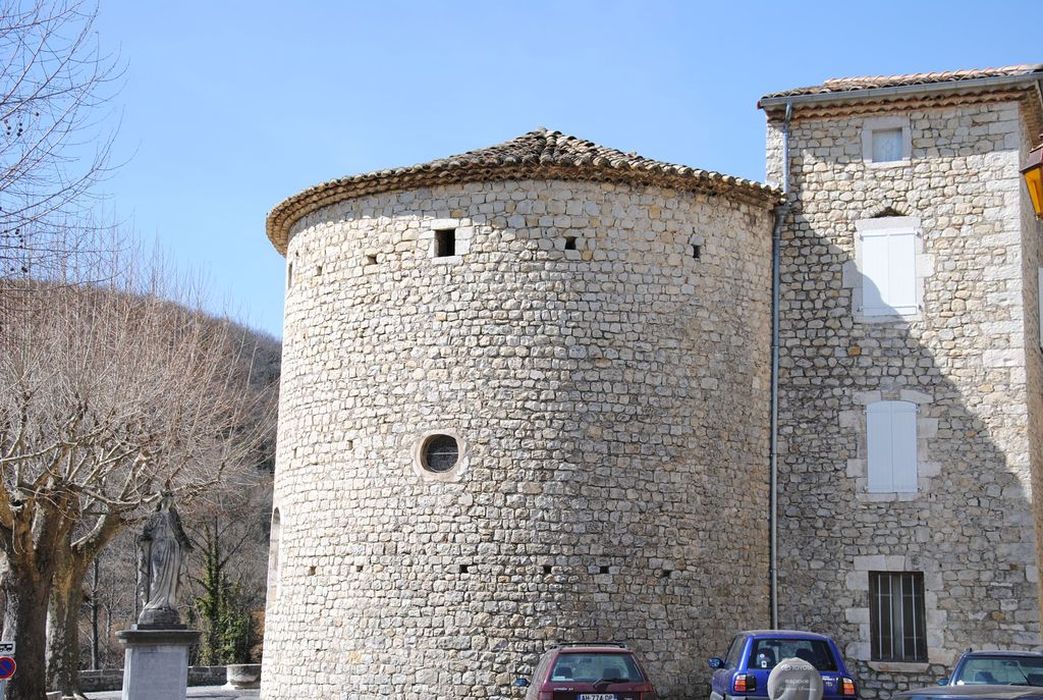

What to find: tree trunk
left=2, top=569, right=52, bottom=700
left=90, top=558, right=99, bottom=670
left=47, top=562, right=87, bottom=699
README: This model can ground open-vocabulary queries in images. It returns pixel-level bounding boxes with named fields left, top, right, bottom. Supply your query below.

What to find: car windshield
left=551, top=653, right=644, bottom=682
left=748, top=639, right=838, bottom=672
left=955, top=657, right=1043, bottom=686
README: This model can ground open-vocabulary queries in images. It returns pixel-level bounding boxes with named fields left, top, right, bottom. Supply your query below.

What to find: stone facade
left=263, top=175, right=775, bottom=699
left=262, top=67, right=1043, bottom=699
left=765, top=92, right=1043, bottom=697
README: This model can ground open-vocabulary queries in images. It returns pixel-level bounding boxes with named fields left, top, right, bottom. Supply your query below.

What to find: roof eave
left=266, top=167, right=782, bottom=255
left=758, top=71, right=1043, bottom=111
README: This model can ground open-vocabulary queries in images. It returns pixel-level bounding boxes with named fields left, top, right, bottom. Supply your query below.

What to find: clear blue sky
left=94, top=0, right=1041, bottom=339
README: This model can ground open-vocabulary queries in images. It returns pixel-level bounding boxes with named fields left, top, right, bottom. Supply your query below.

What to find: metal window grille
left=422, top=434, right=458, bottom=472
left=869, top=571, right=927, bottom=662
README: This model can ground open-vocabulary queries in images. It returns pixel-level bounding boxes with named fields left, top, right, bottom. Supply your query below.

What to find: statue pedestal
left=116, top=627, right=200, bottom=700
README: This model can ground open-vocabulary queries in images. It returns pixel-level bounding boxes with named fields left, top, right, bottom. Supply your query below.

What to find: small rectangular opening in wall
left=287, top=262, right=294, bottom=288
left=660, top=569, right=672, bottom=579
left=692, top=244, right=701, bottom=260
left=459, top=563, right=471, bottom=574
left=307, top=566, right=316, bottom=576
left=435, top=229, right=456, bottom=257
left=316, top=265, right=323, bottom=276
left=598, top=565, right=609, bottom=574
left=543, top=565, right=553, bottom=574
left=346, top=439, right=354, bottom=450
left=564, top=236, right=577, bottom=250
left=365, top=254, right=377, bottom=266
left=355, top=565, right=364, bottom=573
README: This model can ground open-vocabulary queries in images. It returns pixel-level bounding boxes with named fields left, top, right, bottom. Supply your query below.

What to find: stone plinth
left=226, top=664, right=261, bottom=689
left=116, top=628, right=199, bottom=700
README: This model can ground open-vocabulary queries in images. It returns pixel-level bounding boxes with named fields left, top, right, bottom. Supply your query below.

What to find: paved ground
left=90, top=687, right=260, bottom=699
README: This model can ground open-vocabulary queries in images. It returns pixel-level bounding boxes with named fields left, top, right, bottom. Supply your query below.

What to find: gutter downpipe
left=769, top=100, right=793, bottom=630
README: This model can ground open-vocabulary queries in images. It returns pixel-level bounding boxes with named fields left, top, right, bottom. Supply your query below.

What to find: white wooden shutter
left=860, top=226, right=917, bottom=316
left=866, top=401, right=918, bottom=493
left=887, top=231, right=917, bottom=314
left=866, top=403, right=892, bottom=492
left=861, top=232, right=890, bottom=315
left=890, top=402, right=918, bottom=492
left=1038, top=267, right=1043, bottom=347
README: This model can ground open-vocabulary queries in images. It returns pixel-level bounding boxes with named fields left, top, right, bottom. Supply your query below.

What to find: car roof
left=555, top=646, right=634, bottom=654
left=897, top=686, right=1043, bottom=700
left=961, top=651, right=1043, bottom=658
left=741, top=630, right=835, bottom=642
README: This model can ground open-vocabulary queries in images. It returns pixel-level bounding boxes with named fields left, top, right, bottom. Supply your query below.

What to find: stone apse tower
left=261, top=129, right=779, bottom=698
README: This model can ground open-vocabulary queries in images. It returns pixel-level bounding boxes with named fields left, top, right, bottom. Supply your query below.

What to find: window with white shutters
left=867, top=401, right=918, bottom=493
left=856, top=217, right=920, bottom=317
left=1038, top=267, right=1043, bottom=348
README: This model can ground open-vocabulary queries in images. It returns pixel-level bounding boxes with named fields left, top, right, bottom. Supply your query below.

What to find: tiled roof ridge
left=762, top=63, right=1043, bottom=101
left=266, top=128, right=781, bottom=254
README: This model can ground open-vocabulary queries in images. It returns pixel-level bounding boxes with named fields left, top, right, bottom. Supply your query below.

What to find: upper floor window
left=862, top=116, right=911, bottom=165
left=1038, top=267, right=1043, bottom=348
left=854, top=216, right=922, bottom=319
left=866, top=400, right=917, bottom=493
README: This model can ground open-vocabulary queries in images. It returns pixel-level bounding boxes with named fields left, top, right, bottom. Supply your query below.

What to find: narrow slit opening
left=564, top=236, right=577, bottom=250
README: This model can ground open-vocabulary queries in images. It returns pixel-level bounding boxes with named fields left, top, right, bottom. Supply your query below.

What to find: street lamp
left=1023, top=135, right=1043, bottom=219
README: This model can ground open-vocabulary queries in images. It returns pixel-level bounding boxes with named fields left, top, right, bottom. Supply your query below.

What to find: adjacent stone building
left=761, top=65, right=1043, bottom=697
left=261, top=64, right=1043, bottom=699
left=261, top=130, right=779, bottom=699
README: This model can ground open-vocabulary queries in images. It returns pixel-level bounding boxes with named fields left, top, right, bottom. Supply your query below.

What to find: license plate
left=578, top=695, right=617, bottom=700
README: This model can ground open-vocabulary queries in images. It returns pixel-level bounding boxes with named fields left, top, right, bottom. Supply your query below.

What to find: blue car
left=939, top=651, right=1043, bottom=687
left=708, top=630, right=858, bottom=700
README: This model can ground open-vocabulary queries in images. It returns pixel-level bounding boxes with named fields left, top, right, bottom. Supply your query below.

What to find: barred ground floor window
left=869, top=571, right=927, bottom=662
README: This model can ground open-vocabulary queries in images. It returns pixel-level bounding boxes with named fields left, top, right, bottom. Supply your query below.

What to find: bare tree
left=0, top=0, right=120, bottom=299
left=0, top=266, right=277, bottom=700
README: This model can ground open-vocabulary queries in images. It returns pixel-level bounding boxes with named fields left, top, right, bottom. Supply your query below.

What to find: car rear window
left=748, top=639, right=838, bottom=672
left=551, top=653, right=645, bottom=682
left=956, top=657, right=1043, bottom=686
left=726, top=636, right=746, bottom=668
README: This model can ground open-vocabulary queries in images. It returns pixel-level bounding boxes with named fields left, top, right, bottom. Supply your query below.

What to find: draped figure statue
left=136, top=493, right=192, bottom=628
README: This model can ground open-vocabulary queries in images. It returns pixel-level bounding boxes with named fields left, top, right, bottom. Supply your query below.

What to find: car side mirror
left=514, top=678, right=530, bottom=688
left=937, top=679, right=948, bottom=686
left=708, top=657, right=725, bottom=669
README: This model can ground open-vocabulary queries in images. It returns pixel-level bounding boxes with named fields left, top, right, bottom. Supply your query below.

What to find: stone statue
left=136, top=492, right=192, bottom=628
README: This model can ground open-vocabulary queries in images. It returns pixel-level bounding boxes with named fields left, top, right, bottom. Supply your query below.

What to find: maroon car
left=514, top=642, right=658, bottom=699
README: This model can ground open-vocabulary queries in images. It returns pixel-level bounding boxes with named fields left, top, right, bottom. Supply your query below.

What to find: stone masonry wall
left=766, top=98, right=1041, bottom=698
left=261, top=179, right=774, bottom=699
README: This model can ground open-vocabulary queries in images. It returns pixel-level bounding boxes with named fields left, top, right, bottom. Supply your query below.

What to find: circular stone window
left=420, top=434, right=459, bottom=473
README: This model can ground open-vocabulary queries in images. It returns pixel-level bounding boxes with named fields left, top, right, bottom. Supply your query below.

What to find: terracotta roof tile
left=266, top=128, right=780, bottom=253
left=761, top=63, right=1043, bottom=101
